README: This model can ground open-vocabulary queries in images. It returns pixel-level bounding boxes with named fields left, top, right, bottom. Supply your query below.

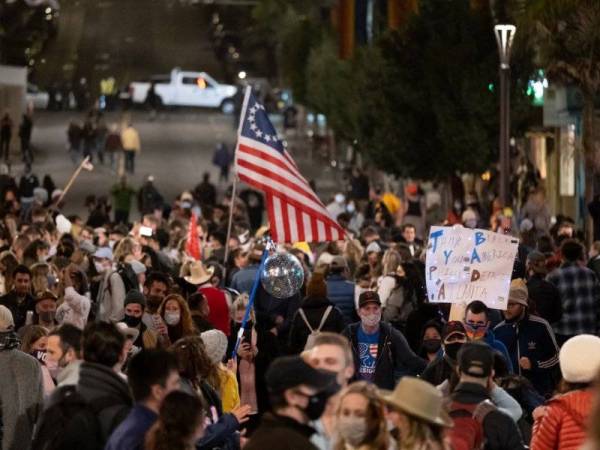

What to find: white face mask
left=164, top=312, right=181, bottom=326
left=94, top=261, right=106, bottom=274
left=337, top=416, right=368, bottom=446
left=347, top=202, right=356, bottom=213
left=360, top=312, right=381, bottom=328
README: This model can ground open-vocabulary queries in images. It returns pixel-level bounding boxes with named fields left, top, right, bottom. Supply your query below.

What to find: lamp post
left=494, top=24, right=516, bottom=207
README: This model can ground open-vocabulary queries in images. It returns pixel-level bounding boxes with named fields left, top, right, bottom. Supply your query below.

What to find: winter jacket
left=288, top=296, right=346, bottom=353
left=451, top=382, right=525, bottom=450
left=0, top=334, right=43, bottom=450
left=530, top=389, right=593, bottom=450
left=342, top=321, right=427, bottom=389
left=244, top=413, right=318, bottom=450
left=527, top=274, right=563, bottom=324
left=0, top=291, right=36, bottom=331
left=482, top=329, right=514, bottom=373
left=63, top=362, right=132, bottom=448
left=494, top=314, right=560, bottom=397
left=325, top=274, right=356, bottom=323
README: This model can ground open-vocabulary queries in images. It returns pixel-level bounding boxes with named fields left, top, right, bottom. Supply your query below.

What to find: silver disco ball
left=260, top=252, right=304, bottom=299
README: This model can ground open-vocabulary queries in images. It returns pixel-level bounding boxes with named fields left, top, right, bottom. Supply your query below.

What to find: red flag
left=186, top=213, right=201, bottom=260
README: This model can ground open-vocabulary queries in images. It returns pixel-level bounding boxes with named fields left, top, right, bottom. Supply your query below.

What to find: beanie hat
left=306, top=273, right=327, bottom=299
left=124, top=290, right=146, bottom=308
left=200, top=329, right=228, bottom=365
left=559, top=334, right=600, bottom=383
left=0, top=305, right=14, bottom=331
left=508, top=279, right=528, bottom=307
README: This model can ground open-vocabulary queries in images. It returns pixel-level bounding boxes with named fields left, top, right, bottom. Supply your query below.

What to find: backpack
left=447, top=400, right=496, bottom=450
left=299, top=306, right=333, bottom=350
left=94, top=263, right=138, bottom=320
left=32, top=385, right=122, bottom=450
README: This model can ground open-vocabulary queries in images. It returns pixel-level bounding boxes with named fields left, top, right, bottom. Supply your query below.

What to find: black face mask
left=123, top=314, right=142, bottom=328
left=422, top=338, right=441, bottom=354
left=444, top=342, right=463, bottom=361
left=299, top=390, right=332, bottom=421
left=147, top=295, right=163, bottom=310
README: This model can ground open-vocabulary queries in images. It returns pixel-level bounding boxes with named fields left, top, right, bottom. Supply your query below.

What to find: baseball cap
left=36, top=290, right=58, bottom=304
left=94, top=247, right=113, bottom=260
left=358, top=290, right=381, bottom=308
left=442, top=321, right=466, bottom=342
left=266, top=355, right=338, bottom=394
left=527, top=250, right=546, bottom=264
left=330, top=255, right=347, bottom=270
left=458, top=342, right=494, bottom=378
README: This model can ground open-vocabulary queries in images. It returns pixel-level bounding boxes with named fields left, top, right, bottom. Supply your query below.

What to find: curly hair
left=169, top=336, right=222, bottom=391
left=334, top=381, right=390, bottom=450
left=158, top=294, right=197, bottom=343
left=145, top=390, right=205, bottom=450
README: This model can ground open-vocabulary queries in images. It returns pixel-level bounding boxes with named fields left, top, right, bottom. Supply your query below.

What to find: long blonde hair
left=334, top=382, right=390, bottom=450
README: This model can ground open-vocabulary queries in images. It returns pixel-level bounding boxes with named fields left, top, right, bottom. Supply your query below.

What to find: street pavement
left=19, top=109, right=343, bottom=220
left=34, top=0, right=224, bottom=92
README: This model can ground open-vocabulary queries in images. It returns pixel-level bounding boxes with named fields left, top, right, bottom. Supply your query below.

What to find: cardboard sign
left=425, top=226, right=519, bottom=310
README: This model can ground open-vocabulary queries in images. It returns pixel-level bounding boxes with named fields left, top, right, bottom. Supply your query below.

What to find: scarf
left=0, top=330, right=20, bottom=351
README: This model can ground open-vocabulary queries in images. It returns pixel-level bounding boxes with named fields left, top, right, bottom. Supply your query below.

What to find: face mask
left=147, top=295, right=163, bottom=310
left=39, top=311, right=56, bottom=324
left=108, top=240, right=116, bottom=250
left=337, top=416, right=368, bottom=447
left=422, top=338, right=441, bottom=354
left=94, top=262, right=106, bottom=274
left=465, top=323, right=487, bottom=341
left=45, top=357, right=59, bottom=379
left=31, top=350, right=47, bottom=363
left=360, top=312, right=381, bottom=328
left=444, top=342, right=464, bottom=361
left=123, top=314, right=142, bottom=328
left=164, top=312, right=180, bottom=326
left=301, top=391, right=331, bottom=421
left=346, top=202, right=356, bottom=213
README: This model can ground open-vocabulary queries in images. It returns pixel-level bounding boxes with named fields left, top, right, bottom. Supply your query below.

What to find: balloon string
left=231, top=247, right=270, bottom=359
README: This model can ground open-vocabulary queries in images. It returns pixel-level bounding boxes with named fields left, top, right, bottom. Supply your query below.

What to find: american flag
left=235, top=88, right=345, bottom=243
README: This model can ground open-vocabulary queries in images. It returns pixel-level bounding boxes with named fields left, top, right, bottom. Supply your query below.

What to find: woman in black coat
left=287, top=272, right=347, bottom=354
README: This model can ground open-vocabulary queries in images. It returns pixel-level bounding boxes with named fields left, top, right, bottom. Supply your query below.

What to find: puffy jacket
left=342, top=321, right=427, bottom=389
left=325, top=274, right=356, bottom=323
left=494, top=314, right=560, bottom=397
left=530, top=389, right=593, bottom=450
left=288, top=296, right=346, bottom=353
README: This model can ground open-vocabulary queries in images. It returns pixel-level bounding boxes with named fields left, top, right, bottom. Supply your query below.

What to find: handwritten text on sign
left=425, top=226, right=519, bottom=309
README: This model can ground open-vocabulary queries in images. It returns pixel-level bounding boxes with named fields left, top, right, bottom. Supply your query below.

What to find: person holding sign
left=463, top=301, right=513, bottom=373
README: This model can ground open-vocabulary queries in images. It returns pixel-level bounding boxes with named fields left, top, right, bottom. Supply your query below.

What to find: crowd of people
left=2, top=164, right=600, bottom=450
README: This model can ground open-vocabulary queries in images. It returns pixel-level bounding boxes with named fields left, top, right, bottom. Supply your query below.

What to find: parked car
left=129, top=68, right=238, bottom=113
left=26, top=83, right=49, bottom=110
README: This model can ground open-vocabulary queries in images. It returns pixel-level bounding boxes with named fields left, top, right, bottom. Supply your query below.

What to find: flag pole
left=224, top=86, right=252, bottom=278
left=231, top=244, right=270, bottom=360
left=56, top=156, right=91, bottom=205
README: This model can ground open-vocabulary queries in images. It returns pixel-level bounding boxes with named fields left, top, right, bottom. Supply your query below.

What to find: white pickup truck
left=129, top=68, right=238, bottom=113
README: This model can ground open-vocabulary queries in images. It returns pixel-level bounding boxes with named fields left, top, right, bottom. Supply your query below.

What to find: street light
left=494, top=24, right=516, bottom=207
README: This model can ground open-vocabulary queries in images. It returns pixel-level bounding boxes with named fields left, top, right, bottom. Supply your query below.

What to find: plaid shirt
left=547, top=262, right=600, bottom=336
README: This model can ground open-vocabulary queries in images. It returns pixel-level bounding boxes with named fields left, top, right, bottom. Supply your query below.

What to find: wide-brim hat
left=380, top=377, right=453, bottom=427
left=184, top=261, right=214, bottom=285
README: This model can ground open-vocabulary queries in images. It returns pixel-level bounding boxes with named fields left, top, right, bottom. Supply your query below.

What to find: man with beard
left=142, top=272, right=171, bottom=345
left=0, top=264, right=35, bottom=331
left=46, top=323, right=83, bottom=387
